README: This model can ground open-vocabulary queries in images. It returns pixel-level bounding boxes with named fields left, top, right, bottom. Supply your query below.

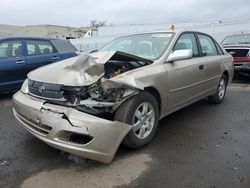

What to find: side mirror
left=167, top=49, right=192, bottom=62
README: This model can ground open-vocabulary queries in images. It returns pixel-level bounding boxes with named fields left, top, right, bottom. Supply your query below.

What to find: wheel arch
left=144, top=87, right=161, bottom=114
left=223, top=70, right=229, bottom=83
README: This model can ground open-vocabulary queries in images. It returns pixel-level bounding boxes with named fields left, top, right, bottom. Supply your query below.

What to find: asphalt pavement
left=0, top=78, right=250, bottom=188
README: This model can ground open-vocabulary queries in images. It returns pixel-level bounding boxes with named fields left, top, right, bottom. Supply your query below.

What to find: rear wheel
left=208, top=74, right=228, bottom=104
left=114, top=92, right=159, bottom=148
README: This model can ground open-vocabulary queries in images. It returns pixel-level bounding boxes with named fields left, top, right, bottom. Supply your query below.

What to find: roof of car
left=0, top=37, right=65, bottom=41
left=115, top=29, right=209, bottom=37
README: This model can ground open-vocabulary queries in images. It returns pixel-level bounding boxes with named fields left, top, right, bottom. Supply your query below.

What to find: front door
left=0, top=39, right=26, bottom=91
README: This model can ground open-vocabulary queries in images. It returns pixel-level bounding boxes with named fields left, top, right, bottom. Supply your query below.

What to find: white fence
left=70, top=19, right=250, bottom=52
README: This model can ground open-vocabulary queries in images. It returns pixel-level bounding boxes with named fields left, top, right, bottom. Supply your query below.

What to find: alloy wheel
left=132, top=102, right=155, bottom=139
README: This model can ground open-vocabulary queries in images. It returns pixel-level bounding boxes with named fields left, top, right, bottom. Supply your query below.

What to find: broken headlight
left=87, top=82, right=124, bottom=102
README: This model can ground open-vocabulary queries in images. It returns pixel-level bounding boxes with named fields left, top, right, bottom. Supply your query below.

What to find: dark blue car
left=0, top=37, right=78, bottom=92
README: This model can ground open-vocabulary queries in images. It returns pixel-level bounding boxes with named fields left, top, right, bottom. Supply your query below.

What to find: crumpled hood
left=28, top=51, right=118, bottom=86
left=28, top=50, right=152, bottom=87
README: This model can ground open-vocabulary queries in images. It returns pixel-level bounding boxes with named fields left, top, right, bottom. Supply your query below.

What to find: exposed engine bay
left=28, top=51, right=152, bottom=118
left=104, top=59, right=149, bottom=79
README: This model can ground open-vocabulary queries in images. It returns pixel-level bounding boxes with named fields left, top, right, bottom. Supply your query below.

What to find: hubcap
left=132, top=102, right=155, bottom=140
left=218, top=78, right=226, bottom=99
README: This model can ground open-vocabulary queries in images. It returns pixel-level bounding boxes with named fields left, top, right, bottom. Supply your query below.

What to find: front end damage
left=13, top=51, right=152, bottom=163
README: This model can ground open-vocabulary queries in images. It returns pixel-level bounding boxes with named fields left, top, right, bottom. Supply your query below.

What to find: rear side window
left=26, top=40, right=56, bottom=56
left=50, top=40, right=76, bottom=53
left=173, top=33, right=199, bottom=57
left=0, top=40, right=22, bottom=58
left=198, top=34, right=217, bottom=56
left=214, top=41, right=224, bottom=55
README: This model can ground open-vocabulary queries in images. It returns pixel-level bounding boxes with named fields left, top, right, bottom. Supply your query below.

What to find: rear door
left=166, top=33, right=208, bottom=111
left=196, top=33, right=222, bottom=92
left=0, top=39, right=26, bottom=90
left=25, top=39, right=62, bottom=74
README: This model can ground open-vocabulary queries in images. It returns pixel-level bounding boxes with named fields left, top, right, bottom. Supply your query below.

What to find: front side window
left=0, top=40, right=22, bottom=58
left=0, top=41, right=9, bottom=58
left=100, top=33, right=173, bottom=60
left=173, top=33, right=199, bottom=57
left=198, top=34, right=217, bottom=56
left=27, top=40, right=55, bottom=56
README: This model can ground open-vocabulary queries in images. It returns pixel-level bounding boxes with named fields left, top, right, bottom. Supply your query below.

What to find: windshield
left=100, top=33, right=173, bottom=60
left=222, top=34, right=250, bottom=45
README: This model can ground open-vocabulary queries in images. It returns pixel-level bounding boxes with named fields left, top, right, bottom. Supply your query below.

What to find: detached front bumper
left=13, top=91, right=132, bottom=164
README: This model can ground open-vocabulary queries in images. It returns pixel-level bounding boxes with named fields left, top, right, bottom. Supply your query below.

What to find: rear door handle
left=16, top=60, right=26, bottom=64
left=199, top=64, right=204, bottom=70
left=51, top=56, right=60, bottom=60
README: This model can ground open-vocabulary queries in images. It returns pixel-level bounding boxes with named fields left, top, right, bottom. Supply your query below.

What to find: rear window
left=51, top=40, right=76, bottom=53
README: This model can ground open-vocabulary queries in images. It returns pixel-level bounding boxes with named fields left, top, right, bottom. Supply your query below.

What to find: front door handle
left=16, top=60, right=26, bottom=64
left=199, top=64, right=204, bottom=70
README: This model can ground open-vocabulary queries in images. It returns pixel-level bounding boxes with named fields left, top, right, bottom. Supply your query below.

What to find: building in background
left=0, top=24, right=92, bottom=39
left=0, top=24, right=22, bottom=37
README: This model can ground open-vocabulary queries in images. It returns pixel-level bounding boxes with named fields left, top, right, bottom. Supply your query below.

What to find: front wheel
left=208, top=75, right=228, bottom=104
left=114, top=92, right=159, bottom=148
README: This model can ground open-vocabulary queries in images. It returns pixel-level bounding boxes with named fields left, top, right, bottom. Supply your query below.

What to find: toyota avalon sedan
left=12, top=30, right=234, bottom=164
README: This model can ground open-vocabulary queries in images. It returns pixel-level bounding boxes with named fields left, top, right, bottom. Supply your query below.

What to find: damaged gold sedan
left=13, top=30, right=234, bottom=163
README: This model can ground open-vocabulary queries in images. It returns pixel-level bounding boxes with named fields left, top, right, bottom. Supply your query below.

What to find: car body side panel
left=111, top=63, right=169, bottom=119
left=25, top=54, right=60, bottom=74
left=0, top=39, right=27, bottom=91
left=59, top=52, right=77, bottom=60
left=164, top=58, right=208, bottom=112
left=196, top=56, right=222, bottom=94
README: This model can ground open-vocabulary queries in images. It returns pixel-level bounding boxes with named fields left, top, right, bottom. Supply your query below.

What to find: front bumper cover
left=13, top=91, right=132, bottom=164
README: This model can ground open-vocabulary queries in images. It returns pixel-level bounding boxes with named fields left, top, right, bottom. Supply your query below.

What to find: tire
left=208, top=74, right=228, bottom=104
left=114, top=92, right=159, bottom=148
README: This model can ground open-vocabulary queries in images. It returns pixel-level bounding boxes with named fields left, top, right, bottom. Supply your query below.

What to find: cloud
left=0, top=0, right=249, bottom=27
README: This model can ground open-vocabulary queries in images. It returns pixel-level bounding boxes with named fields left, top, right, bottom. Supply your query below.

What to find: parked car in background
left=222, top=33, right=250, bottom=77
left=0, top=37, right=79, bottom=92
left=13, top=30, right=233, bottom=164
